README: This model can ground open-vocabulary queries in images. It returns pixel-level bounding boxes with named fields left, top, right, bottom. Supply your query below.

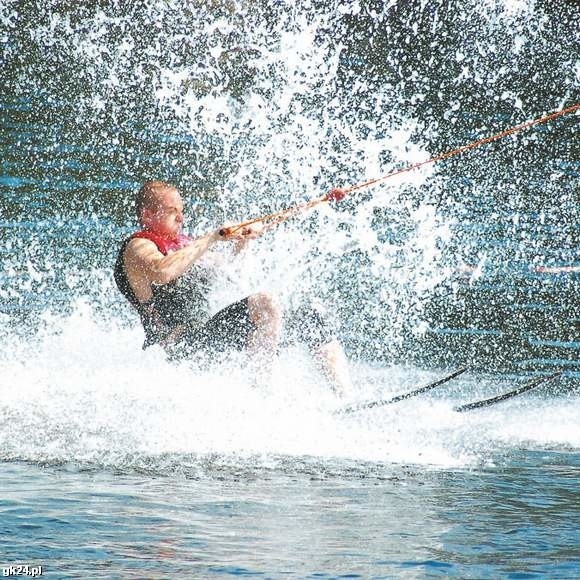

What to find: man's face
left=142, top=187, right=184, bottom=238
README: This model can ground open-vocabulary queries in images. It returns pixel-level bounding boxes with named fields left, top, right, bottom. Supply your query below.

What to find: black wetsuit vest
left=114, top=231, right=213, bottom=348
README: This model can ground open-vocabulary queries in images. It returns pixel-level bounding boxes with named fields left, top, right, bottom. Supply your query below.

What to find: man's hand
left=215, top=221, right=265, bottom=255
left=237, top=221, right=264, bottom=239
left=217, top=221, right=265, bottom=241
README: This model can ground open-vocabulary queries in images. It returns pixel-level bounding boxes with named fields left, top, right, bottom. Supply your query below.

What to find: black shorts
left=176, top=297, right=256, bottom=359
left=169, top=297, right=335, bottom=361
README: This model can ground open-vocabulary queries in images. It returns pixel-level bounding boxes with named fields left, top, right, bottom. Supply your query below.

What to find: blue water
left=1, top=0, right=579, bottom=576
left=2, top=453, right=579, bottom=577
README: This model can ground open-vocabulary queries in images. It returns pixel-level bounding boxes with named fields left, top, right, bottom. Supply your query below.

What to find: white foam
left=1, top=305, right=577, bottom=473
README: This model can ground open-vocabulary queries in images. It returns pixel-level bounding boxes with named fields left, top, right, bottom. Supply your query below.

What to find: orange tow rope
left=220, top=103, right=580, bottom=238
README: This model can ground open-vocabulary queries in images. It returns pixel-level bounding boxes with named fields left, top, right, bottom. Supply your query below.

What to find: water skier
left=114, top=180, right=352, bottom=394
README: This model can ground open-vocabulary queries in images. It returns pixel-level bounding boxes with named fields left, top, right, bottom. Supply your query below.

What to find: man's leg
left=246, top=292, right=282, bottom=356
left=312, top=339, right=352, bottom=397
left=180, top=295, right=280, bottom=362
left=285, top=303, right=352, bottom=396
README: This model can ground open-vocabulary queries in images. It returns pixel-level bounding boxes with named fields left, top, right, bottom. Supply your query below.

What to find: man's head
left=136, top=180, right=184, bottom=238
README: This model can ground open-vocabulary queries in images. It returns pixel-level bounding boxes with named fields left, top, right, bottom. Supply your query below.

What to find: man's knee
left=248, top=292, right=283, bottom=327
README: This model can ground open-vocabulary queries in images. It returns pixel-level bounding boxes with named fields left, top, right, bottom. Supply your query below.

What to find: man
left=114, top=180, right=352, bottom=394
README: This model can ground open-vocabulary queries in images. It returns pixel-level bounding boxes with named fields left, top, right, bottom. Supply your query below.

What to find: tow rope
left=220, top=102, right=579, bottom=238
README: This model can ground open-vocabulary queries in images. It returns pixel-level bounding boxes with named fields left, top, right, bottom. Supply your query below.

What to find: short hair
left=135, top=180, right=177, bottom=221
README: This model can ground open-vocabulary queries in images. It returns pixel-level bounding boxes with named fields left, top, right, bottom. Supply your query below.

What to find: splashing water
left=0, top=0, right=578, bottom=474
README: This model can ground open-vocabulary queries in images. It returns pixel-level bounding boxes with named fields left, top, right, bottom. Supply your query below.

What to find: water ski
left=454, top=372, right=563, bottom=413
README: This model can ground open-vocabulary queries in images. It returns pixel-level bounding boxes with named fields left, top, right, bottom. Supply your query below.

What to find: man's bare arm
left=123, top=222, right=266, bottom=302
left=125, top=230, right=221, bottom=287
